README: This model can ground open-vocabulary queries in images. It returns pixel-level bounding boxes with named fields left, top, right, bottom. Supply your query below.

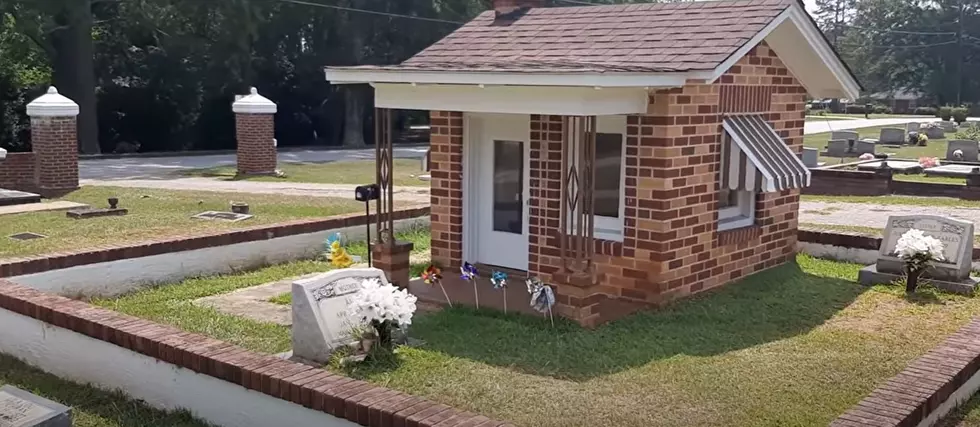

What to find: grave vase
left=906, top=267, right=923, bottom=293
left=372, top=319, right=395, bottom=349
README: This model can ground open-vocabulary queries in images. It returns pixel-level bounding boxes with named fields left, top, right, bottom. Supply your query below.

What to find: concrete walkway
left=80, top=147, right=428, bottom=181
left=800, top=201, right=980, bottom=233
left=82, top=177, right=432, bottom=204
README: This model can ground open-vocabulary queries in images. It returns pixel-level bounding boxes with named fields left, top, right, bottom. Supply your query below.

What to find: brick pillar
left=232, top=88, right=278, bottom=176
left=373, top=241, right=414, bottom=289
left=429, top=111, right=464, bottom=269
left=26, top=87, right=80, bottom=197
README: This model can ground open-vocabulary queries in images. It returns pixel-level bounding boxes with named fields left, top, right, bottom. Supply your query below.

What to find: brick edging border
left=832, top=318, right=980, bottom=427
left=0, top=206, right=430, bottom=278
left=0, top=279, right=509, bottom=427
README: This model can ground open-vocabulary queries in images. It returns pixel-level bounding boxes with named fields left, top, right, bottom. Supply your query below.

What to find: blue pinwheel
left=460, top=262, right=480, bottom=308
left=525, top=276, right=556, bottom=326
left=491, top=270, right=509, bottom=313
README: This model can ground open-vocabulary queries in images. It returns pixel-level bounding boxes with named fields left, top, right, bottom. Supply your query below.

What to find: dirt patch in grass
left=0, top=353, right=210, bottom=427
left=0, top=186, right=367, bottom=260
left=183, top=159, right=429, bottom=187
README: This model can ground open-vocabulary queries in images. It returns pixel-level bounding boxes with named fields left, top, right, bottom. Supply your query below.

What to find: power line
left=838, top=40, right=958, bottom=49
left=277, top=0, right=465, bottom=25
left=844, top=24, right=956, bottom=36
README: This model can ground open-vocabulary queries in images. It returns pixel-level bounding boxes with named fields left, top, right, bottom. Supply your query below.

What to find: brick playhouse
left=327, top=0, right=862, bottom=327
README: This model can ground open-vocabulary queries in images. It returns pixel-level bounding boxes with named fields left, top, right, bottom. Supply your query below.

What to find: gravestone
left=941, top=121, right=958, bottom=132
left=906, top=122, right=921, bottom=132
left=830, top=130, right=859, bottom=143
left=0, top=385, right=71, bottom=427
left=946, top=140, right=979, bottom=162
left=826, top=139, right=850, bottom=157
left=856, top=160, right=922, bottom=173
left=924, top=127, right=945, bottom=139
left=800, top=147, right=819, bottom=168
left=924, top=164, right=977, bottom=178
left=853, top=140, right=876, bottom=156
left=0, top=190, right=41, bottom=208
left=879, top=128, right=906, bottom=144
left=291, top=268, right=387, bottom=363
left=858, top=215, right=978, bottom=294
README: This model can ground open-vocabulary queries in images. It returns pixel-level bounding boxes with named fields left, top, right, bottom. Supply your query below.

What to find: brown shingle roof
left=396, top=0, right=793, bottom=73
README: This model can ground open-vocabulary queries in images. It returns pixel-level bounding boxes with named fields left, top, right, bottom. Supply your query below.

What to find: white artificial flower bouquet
left=894, top=229, right=945, bottom=293
left=347, top=278, right=418, bottom=349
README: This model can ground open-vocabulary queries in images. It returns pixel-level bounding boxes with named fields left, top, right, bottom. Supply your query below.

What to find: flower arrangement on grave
left=923, top=122, right=943, bottom=130
left=347, top=278, right=418, bottom=349
left=490, top=270, right=508, bottom=314
left=918, top=133, right=929, bottom=146
left=894, top=228, right=945, bottom=293
left=918, top=156, right=940, bottom=168
left=526, top=277, right=556, bottom=326
left=859, top=153, right=875, bottom=161
left=329, top=241, right=354, bottom=269
left=461, top=262, right=480, bottom=308
left=421, top=264, right=453, bottom=308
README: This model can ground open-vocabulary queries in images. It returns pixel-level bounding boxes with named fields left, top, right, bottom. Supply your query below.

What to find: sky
left=803, top=0, right=818, bottom=13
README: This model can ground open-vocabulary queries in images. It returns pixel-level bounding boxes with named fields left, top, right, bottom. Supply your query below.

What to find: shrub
left=955, top=123, right=980, bottom=141
left=812, top=109, right=828, bottom=116
left=939, top=106, right=953, bottom=121
left=872, top=105, right=892, bottom=114
left=953, top=107, right=969, bottom=124
left=913, top=106, right=938, bottom=116
left=845, top=105, right=867, bottom=114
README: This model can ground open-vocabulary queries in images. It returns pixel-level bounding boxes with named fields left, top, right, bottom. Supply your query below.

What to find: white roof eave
left=324, top=68, right=691, bottom=88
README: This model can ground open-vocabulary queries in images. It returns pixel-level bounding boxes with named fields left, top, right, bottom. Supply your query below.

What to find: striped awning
left=721, top=115, right=811, bottom=193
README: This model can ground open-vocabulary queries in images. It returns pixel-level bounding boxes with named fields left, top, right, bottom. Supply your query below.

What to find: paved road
left=79, top=147, right=428, bottom=181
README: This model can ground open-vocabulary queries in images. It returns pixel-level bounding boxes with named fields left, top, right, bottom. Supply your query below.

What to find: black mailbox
left=355, top=184, right=380, bottom=202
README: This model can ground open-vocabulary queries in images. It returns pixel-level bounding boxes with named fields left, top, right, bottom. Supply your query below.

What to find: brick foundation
left=235, top=113, right=278, bottom=176
left=372, top=241, right=414, bottom=289
left=0, top=152, right=38, bottom=193
left=31, top=116, right=79, bottom=197
left=429, top=111, right=464, bottom=269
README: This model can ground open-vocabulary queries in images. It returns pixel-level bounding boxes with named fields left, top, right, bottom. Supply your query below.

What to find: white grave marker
left=0, top=386, right=71, bottom=427
left=291, top=268, right=387, bottom=363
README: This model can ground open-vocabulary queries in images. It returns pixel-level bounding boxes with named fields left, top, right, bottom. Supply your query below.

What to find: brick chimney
left=493, top=0, right=547, bottom=17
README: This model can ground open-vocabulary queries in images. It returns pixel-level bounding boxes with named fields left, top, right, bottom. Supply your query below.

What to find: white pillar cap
left=27, top=87, right=80, bottom=117
left=0, top=147, right=6, bottom=161
left=232, top=87, right=277, bottom=114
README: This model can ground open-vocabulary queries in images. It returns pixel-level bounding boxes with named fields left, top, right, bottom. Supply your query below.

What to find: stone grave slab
left=825, top=139, right=850, bottom=157
left=0, top=201, right=88, bottom=217
left=8, top=232, right=47, bottom=241
left=858, top=215, right=978, bottom=294
left=291, top=268, right=387, bottom=363
left=854, top=140, right=876, bottom=156
left=66, top=207, right=128, bottom=219
left=946, top=140, right=979, bottom=162
left=856, top=160, right=922, bottom=173
left=924, top=164, right=979, bottom=178
left=800, top=147, right=820, bottom=168
left=0, top=189, right=40, bottom=207
left=879, top=128, right=906, bottom=145
left=0, top=385, right=71, bottom=427
left=191, top=211, right=253, bottom=222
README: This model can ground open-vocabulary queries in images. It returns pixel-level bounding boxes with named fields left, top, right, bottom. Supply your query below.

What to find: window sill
left=717, top=216, right=755, bottom=232
left=716, top=225, right=762, bottom=246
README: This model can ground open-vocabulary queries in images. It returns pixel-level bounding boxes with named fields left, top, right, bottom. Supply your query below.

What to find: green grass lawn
left=183, top=159, right=429, bottom=187
left=942, top=394, right=980, bottom=426
left=0, top=186, right=367, bottom=260
left=892, top=173, right=966, bottom=185
left=805, top=125, right=949, bottom=166
left=805, top=115, right=852, bottom=122
left=93, top=253, right=980, bottom=426
left=0, top=354, right=210, bottom=427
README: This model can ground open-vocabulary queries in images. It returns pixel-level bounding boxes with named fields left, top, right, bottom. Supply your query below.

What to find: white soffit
left=373, top=83, right=651, bottom=116
left=327, top=69, right=688, bottom=88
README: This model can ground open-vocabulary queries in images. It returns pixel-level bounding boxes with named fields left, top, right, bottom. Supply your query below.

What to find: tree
left=813, top=0, right=856, bottom=48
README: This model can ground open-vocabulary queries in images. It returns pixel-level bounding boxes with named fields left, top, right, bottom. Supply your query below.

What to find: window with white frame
left=718, top=132, right=757, bottom=231
left=591, top=116, right=626, bottom=241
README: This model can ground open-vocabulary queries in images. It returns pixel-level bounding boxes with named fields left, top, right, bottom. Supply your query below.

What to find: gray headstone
left=876, top=215, right=974, bottom=282
left=801, top=147, right=819, bottom=168
left=924, top=164, right=978, bottom=178
left=924, top=127, right=945, bottom=139
left=854, top=140, right=876, bottom=156
left=941, top=121, right=958, bottom=132
left=826, top=139, right=850, bottom=157
left=879, top=127, right=906, bottom=144
left=830, top=130, right=859, bottom=143
left=906, top=122, right=921, bottom=132
left=291, top=268, right=388, bottom=363
left=0, top=386, right=71, bottom=427
left=946, top=140, right=979, bottom=162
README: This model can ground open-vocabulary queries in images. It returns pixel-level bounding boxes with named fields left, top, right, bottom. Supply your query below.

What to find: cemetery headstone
left=825, top=139, right=850, bottom=157
left=291, top=268, right=387, bottom=363
left=830, top=130, right=859, bottom=143
left=946, top=140, right=980, bottom=162
left=906, top=122, right=921, bottom=132
left=801, top=147, right=819, bottom=168
left=941, top=121, right=958, bottom=132
left=924, top=163, right=978, bottom=178
left=879, top=127, right=906, bottom=144
left=858, top=215, right=978, bottom=294
left=854, top=140, right=876, bottom=156
left=856, top=160, right=921, bottom=173
left=925, top=127, right=945, bottom=139
left=0, top=385, right=71, bottom=427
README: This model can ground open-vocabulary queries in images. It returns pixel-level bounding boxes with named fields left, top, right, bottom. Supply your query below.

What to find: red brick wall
left=522, top=42, right=806, bottom=324
left=429, top=111, right=464, bottom=269
left=31, top=116, right=79, bottom=196
left=235, top=113, right=277, bottom=176
left=0, top=152, right=37, bottom=193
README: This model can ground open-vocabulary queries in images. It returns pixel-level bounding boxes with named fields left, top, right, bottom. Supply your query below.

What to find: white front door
left=472, top=114, right=530, bottom=270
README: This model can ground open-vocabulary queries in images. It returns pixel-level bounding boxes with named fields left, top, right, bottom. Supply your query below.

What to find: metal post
left=365, top=200, right=372, bottom=267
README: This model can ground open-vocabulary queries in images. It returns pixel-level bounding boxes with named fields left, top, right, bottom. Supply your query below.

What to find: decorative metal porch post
left=372, top=107, right=413, bottom=288
left=559, top=115, right=598, bottom=279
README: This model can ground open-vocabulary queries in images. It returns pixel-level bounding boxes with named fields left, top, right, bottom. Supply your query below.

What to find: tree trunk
left=342, top=85, right=366, bottom=147
left=51, top=0, right=100, bottom=154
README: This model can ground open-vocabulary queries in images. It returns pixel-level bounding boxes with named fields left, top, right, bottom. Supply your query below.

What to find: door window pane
left=594, top=133, right=623, bottom=218
left=493, top=140, right=523, bottom=234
